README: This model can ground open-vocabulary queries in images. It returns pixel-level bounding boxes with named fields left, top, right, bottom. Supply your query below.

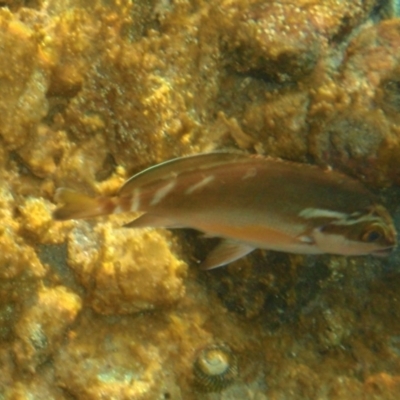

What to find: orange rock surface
left=0, top=0, right=399, bottom=399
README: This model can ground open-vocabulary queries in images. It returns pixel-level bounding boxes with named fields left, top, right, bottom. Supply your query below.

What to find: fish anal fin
left=200, top=240, right=254, bottom=270
left=124, top=213, right=184, bottom=229
left=53, top=188, right=116, bottom=220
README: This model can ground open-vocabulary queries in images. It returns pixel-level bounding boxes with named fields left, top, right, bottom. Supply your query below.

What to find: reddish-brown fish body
left=54, top=153, right=397, bottom=269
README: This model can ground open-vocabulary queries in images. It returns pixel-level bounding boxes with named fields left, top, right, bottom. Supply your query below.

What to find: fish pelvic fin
left=200, top=240, right=254, bottom=270
left=53, top=188, right=118, bottom=221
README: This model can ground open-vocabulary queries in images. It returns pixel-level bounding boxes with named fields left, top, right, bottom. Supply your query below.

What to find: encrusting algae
left=0, top=0, right=400, bottom=399
left=67, top=222, right=187, bottom=315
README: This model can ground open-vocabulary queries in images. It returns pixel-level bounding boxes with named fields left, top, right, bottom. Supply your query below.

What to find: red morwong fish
left=53, top=153, right=397, bottom=269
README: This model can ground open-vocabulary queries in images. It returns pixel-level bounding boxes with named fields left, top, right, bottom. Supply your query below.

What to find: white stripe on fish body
left=326, top=213, right=384, bottom=227
left=299, top=208, right=349, bottom=221
left=299, top=208, right=387, bottom=229
left=241, top=167, right=257, bottom=180
left=130, top=188, right=141, bottom=212
left=185, top=175, right=215, bottom=195
left=149, top=180, right=177, bottom=206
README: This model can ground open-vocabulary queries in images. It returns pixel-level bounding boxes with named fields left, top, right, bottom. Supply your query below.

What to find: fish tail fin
left=52, top=188, right=118, bottom=221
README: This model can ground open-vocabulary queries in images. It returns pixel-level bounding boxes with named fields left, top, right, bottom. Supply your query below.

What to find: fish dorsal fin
left=119, top=152, right=249, bottom=196
left=200, top=240, right=254, bottom=270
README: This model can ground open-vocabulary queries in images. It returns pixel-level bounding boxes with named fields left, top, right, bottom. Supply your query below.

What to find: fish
left=53, top=152, right=397, bottom=269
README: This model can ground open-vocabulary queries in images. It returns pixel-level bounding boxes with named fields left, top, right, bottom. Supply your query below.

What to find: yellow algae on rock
left=13, top=285, right=82, bottom=372
left=52, top=134, right=118, bottom=190
left=16, top=125, right=68, bottom=179
left=54, top=4, right=221, bottom=169
left=54, top=315, right=183, bottom=400
left=17, top=196, right=67, bottom=244
left=0, top=9, right=49, bottom=150
left=0, top=226, right=45, bottom=280
left=0, top=184, right=46, bottom=280
left=219, top=0, right=375, bottom=84
left=0, top=0, right=400, bottom=399
left=3, top=381, right=67, bottom=400
left=67, top=222, right=187, bottom=314
left=243, top=91, right=310, bottom=160
left=309, top=19, right=400, bottom=185
left=364, top=373, right=400, bottom=397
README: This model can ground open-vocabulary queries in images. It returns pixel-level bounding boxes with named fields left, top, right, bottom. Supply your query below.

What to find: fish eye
left=362, top=229, right=383, bottom=242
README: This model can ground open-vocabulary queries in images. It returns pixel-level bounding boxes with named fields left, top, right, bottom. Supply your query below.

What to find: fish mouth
left=372, top=246, right=396, bottom=257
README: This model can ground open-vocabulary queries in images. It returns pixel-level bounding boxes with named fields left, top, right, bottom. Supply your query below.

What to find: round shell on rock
left=193, top=343, right=238, bottom=392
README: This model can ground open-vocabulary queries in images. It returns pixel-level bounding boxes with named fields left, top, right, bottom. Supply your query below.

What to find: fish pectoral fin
left=123, top=213, right=184, bottom=229
left=200, top=240, right=254, bottom=270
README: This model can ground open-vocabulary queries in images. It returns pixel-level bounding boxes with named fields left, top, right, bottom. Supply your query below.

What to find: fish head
left=311, top=205, right=397, bottom=256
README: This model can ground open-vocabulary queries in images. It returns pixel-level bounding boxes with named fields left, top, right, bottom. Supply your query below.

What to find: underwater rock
left=308, top=307, right=356, bottom=351
left=309, top=112, right=391, bottom=183
left=0, top=0, right=44, bottom=12
left=2, top=380, right=66, bottom=400
left=221, top=0, right=376, bottom=83
left=12, top=285, right=82, bottom=372
left=364, top=373, right=400, bottom=396
left=66, top=221, right=187, bottom=314
left=0, top=184, right=46, bottom=280
left=0, top=0, right=400, bottom=398
left=56, top=4, right=221, bottom=172
left=377, top=76, right=400, bottom=116
left=308, top=19, right=400, bottom=185
left=242, top=91, right=310, bottom=159
left=199, top=252, right=331, bottom=326
left=16, top=125, right=67, bottom=179
left=52, top=133, right=119, bottom=191
left=54, top=313, right=186, bottom=400
left=224, top=2, right=322, bottom=83
left=374, top=0, right=400, bottom=19
left=17, top=196, right=65, bottom=243
left=0, top=9, right=49, bottom=150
